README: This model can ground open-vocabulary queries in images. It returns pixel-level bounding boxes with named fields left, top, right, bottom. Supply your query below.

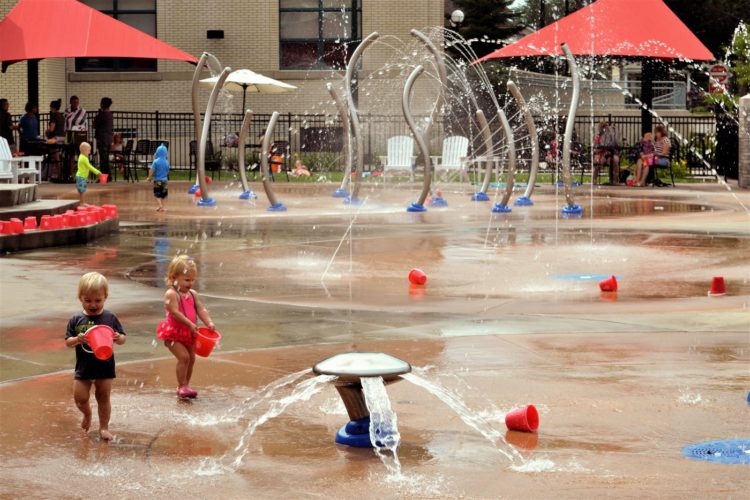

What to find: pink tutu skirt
left=156, top=320, right=195, bottom=346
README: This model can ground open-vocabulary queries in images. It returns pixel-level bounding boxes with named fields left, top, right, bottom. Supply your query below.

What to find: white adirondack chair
left=430, top=135, right=469, bottom=182
left=0, top=137, right=42, bottom=183
left=378, top=135, right=416, bottom=181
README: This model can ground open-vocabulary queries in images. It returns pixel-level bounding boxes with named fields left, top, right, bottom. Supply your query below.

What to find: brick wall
left=1, top=0, right=443, bottom=117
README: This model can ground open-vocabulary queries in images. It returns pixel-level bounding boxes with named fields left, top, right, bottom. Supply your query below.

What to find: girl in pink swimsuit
left=156, top=255, right=216, bottom=399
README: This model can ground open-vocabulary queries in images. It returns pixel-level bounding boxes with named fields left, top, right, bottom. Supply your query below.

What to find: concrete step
left=0, top=184, right=37, bottom=207
left=0, top=199, right=78, bottom=221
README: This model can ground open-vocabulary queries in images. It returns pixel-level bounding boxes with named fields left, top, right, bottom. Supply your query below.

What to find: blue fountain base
left=556, top=181, right=582, bottom=187
left=430, top=196, right=448, bottom=207
left=187, top=184, right=200, bottom=194
left=561, top=203, right=584, bottom=217
left=196, top=197, right=216, bottom=207
left=514, top=196, right=534, bottom=206
left=406, top=202, right=427, bottom=212
left=344, top=196, right=362, bottom=205
left=471, top=192, right=490, bottom=202
left=335, top=417, right=373, bottom=448
left=332, top=188, right=349, bottom=198
left=491, top=203, right=512, bottom=213
left=267, top=202, right=287, bottom=212
left=239, top=190, right=257, bottom=200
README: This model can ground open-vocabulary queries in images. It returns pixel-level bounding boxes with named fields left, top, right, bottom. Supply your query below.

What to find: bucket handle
left=79, top=330, right=117, bottom=355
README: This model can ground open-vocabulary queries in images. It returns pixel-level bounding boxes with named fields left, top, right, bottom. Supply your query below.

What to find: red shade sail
left=477, top=0, right=713, bottom=62
left=0, top=0, right=197, bottom=68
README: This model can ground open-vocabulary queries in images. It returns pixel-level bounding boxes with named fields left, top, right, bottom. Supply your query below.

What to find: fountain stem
left=402, top=65, right=433, bottom=211
left=260, top=112, right=286, bottom=211
left=327, top=83, right=352, bottom=198
left=345, top=32, right=379, bottom=202
left=561, top=43, right=583, bottom=215
left=508, top=81, right=539, bottom=206
left=197, top=66, right=231, bottom=206
left=237, top=109, right=256, bottom=199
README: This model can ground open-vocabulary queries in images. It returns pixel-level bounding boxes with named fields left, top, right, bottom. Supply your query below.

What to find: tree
left=452, top=0, right=524, bottom=58
left=664, top=0, right=750, bottom=58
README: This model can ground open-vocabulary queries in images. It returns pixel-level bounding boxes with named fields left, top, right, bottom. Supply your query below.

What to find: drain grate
left=682, top=439, right=750, bottom=465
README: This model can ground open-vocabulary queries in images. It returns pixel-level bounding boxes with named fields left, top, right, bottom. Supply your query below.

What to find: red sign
left=709, top=64, right=730, bottom=93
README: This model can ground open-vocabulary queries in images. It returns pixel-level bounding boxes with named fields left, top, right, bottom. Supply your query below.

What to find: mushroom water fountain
left=312, top=352, right=411, bottom=448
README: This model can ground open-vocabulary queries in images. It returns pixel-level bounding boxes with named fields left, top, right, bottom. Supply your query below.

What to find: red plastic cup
left=599, top=275, right=618, bottom=292
left=194, top=327, right=221, bottom=357
left=99, top=173, right=108, bottom=184
left=83, top=325, right=115, bottom=360
left=505, top=404, right=539, bottom=433
left=194, top=188, right=202, bottom=197
left=0, top=221, right=10, bottom=234
left=708, top=276, right=726, bottom=296
left=39, top=215, right=53, bottom=230
left=205, top=176, right=213, bottom=184
left=408, top=268, right=427, bottom=285
left=23, top=216, right=37, bottom=230
left=52, top=214, right=64, bottom=229
left=102, top=204, right=118, bottom=219
left=9, top=218, right=24, bottom=234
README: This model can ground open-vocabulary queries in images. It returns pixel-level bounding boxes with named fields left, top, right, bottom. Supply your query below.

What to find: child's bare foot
left=156, top=206, right=162, bottom=212
left=81, top=413, right=91, bottom=433
left=99, top=429, right=114, bottom=441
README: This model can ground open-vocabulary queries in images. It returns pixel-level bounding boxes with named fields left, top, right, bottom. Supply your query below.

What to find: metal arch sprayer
left=507, top=80, right=539, bottom=206
left=560, top=43, right=583, bottom=215
left=402, top=65, right=433, bottom=211
left=345, top=32, right=379, bottom=203
left=197, top=66, right=231, bottom=207
left=189, top=52, right=223, bottom=193
left=237, top=109, right=256, bottom=200
left=260, top=111, right=286, bottom=211
left=328, top=83, right=352, bottom=198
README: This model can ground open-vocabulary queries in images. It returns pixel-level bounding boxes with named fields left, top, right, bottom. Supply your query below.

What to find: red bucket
left=408, top=268, right=427, bottom=285
left=505, top=404, right=539, bottom=433
left=194, top=327, right=221, bottom=357
left=83, top=325, right=115, bottom=360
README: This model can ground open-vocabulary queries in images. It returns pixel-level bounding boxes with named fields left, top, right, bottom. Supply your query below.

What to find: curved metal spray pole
left=411, top=29, right=449, bottom=206
left=327, top=83, right=352, bottom=198
left=560, top=43, right=583, bottom=215
left=260, top=112, right=286, bottom=211
left=507, top=80, right=539, bottom=206
left=402, top=65, right=432, bottom=212
left=491, top=108, right=516, bottom=212
left=237, top=109, right=256, bottom=199
left=197, top=67, right=231, bottom=207
left=411, top=30, right=448, bottom=139
left=470, top=109, right=494, bottom=202
left=345, top=32, right=379, bottom=202
left=189, top=52, right=223, bottom=192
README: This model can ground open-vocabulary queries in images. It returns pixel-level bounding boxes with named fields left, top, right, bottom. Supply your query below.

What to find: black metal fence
left=25, top=110, right=717, bottom=176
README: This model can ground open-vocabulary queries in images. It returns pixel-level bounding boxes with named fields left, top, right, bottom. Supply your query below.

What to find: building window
left=280, top=0, right=361, bottom=70
left=76, top=0, right=157, bottom=72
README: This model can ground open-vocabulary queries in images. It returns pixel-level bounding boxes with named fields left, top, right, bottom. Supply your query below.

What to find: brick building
left=0, top=0, right=443, bottom=116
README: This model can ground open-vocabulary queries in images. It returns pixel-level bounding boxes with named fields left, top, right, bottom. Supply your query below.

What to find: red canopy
left=0, top=0, right=197, bottom=68
left=477, top=0, right=713, bottom=62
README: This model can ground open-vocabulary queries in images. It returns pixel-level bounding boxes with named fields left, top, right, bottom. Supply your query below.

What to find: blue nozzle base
left=513, top=196, right=533, bottom=206
left=335, top=417, right=373, bottom=448
left=332, top=188, right=349, bottom=198
left=430, top=196, right=448, bottom=207
left=267, top=202, right=287, bottom=212
left=187, top=184, right=200, bottom=194
left=561, top=204, right=584, bottom=217
left=407, top=202, right=427, bottom=212
left=239, top=190, right=257, bottom=200
left=196, top=197, right=216, bottom=207
left=471, top=192, right=490, bottom=202
left=491, top=203, right=512, bottom=213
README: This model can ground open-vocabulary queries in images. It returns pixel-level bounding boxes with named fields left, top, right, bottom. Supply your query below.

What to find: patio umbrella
left=0, top=0, right=197, bottom=104
left=476, top=0, right=713, bottom=61
left=200, top=69, right=297, bottom=111
left=475, top=0, right=713, bottom=133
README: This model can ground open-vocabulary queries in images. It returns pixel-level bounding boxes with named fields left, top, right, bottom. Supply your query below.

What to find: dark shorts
left=153, top=180, right=168, bottom=199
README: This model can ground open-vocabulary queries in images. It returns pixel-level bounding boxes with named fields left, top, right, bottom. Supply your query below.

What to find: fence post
left=739, top=94, right=750, bottom=189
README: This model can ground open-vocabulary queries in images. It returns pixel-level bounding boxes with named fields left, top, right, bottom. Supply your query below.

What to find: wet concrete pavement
left=1, top=180, right=748, bottom=497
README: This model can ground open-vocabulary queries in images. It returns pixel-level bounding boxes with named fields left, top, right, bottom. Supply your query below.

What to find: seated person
left=634, top=132, right=655, bottom=187
left=649, top=124, right=672, bottom=186
left=290, top=159, right=311, bottom=177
